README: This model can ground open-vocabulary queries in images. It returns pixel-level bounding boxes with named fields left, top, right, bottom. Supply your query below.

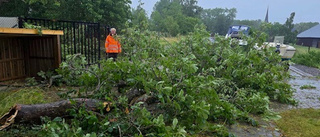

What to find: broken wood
left=0, top=98, right=110, bottom=130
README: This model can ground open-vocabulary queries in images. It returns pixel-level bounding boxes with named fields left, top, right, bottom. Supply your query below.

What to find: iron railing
left=19, top=17, right=110, bottom=65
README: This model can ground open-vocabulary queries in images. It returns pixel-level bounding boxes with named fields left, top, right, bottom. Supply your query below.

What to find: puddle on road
left=229, top=70, right=320, bottom=136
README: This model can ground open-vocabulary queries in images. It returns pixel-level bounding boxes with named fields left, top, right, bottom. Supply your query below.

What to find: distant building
left=296, top=24, right=320, bottom=48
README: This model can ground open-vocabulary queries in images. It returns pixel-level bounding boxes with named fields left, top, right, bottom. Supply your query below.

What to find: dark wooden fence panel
left=27, top=37, right=57, bottom=77
left=0, top=35, right=61, bottom=81
left=0, top=37, right=26, bottom=81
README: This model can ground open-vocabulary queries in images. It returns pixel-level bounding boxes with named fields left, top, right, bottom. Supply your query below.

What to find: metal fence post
left=18, top=17, right=23, bottom=28
left=98, top=23, right=101, bottom=67
left=73, top=22, right=77, bottom=54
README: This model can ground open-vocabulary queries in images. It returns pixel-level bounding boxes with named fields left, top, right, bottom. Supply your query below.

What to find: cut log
left=0, top=98, right=110, bottom=130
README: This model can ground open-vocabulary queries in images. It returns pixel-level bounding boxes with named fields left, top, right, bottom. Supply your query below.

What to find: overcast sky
left=131, top=0, right=320, bottom=23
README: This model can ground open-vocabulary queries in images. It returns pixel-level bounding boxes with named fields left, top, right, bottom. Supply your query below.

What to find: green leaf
left=163, top=87, right=172, bottom=92
left=52, top=117, right=62, bottom=122
left=172, top=118, right=178, bottom=129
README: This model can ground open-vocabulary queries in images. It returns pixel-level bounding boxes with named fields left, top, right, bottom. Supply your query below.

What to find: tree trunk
left=0, top=88, right=149, bottom=130
left=0, top=98, right=109, bottom=130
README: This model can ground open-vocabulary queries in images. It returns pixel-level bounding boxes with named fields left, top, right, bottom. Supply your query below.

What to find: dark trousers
left=106, top=53, right=118, bottom=61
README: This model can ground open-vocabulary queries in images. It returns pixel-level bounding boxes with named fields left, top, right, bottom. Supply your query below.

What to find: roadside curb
left=289, top=66, right=313, bottom=77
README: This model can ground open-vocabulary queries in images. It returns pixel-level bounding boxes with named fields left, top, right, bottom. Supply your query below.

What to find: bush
left=292, top=51, right=320, bottom=69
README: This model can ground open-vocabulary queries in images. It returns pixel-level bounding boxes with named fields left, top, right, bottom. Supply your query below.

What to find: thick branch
left=0, top=98, right=107, bottom=130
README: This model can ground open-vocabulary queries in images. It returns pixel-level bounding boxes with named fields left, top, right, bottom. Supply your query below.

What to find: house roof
left=297, top=24, right=320, bottom=38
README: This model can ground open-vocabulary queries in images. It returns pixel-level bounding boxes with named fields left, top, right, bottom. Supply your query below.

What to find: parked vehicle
left=225, top=25, right=296, bottom=60
left=225, top=25, right=250, bottom=45
left=254, top=36, right=296, bottom=60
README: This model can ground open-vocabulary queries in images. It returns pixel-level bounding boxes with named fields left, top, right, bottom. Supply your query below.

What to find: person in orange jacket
left=105, top=28, right=121, bottom=60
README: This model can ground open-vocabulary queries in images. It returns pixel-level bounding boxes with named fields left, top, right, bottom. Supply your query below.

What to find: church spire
left=265, top=6, right=269, bottom=23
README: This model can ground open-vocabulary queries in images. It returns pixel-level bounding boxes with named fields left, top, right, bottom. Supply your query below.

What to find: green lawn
left=292, top=45, right=320, bottom=56
left=276, top=108, right=320, bottom=137
left=0, top=87, right=56, bottom=116
left=0, top=87, right=60, bottom=136
left=159, top=37, right=182, bottom=45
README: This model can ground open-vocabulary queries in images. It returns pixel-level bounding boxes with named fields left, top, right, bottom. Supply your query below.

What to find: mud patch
left=228, top=120, right=281, bottom=137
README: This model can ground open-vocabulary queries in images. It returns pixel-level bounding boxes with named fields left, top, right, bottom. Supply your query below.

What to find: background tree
left=263, top=22, right=286, bottom=41
left=200, top=8, right=237, bottom=35
left=294, top=22, right=319, bottom=34
left=283, top=12, right=298, bottom=43
left=263, top=12, right=298, bottom=43
left=150, top=0, right=201, bottom=36
left=178, top=0, right=203, bottom=18
left=131, top=0, right=149, bottom=30
left=97, top=0, right=132, bottom=28
left=0, top=0, right=132, bottom=28
left=56, top=0, right=101, bottom=22
left=232, top=19, right=262, bottom=30
left=0, top=0, right=58, bottom=18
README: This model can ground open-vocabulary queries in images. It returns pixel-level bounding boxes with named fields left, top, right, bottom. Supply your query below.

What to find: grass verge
left=0, top=87, right=61, bottom=136
left=291, top=45, right=320, bottom=69
left=276, top=108, right=320, bottom=137
left=0, top=87, right=54, bottom=116
left=292, top=45, right=320, bottom=56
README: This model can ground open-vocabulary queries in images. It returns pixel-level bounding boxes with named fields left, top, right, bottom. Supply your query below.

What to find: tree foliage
left=263, top=12, right=298, bottom=43
left=201, top=8, right=237, bottom=35
left=283, top=12, right=298, bottom=43
left=0, top=0, right=132, bottom=28
left=294, top=22, right=319, bottom=34
left=233, top=19, right=262, bottom=30
left=131, top=0, right=149, bottom=29
left=150, top=0, right=201, bottom=36
left=178, top=0, right=203, bottom=18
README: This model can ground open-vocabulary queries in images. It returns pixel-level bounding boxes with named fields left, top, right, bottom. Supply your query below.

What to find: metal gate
left=19, top=18, right=109, bottom=65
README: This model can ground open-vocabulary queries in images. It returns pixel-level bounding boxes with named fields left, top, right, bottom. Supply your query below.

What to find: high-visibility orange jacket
left=105, top=35, right=121, bottom=53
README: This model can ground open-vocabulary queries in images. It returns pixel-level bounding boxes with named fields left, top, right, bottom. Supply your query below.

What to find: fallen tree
left=1, top=26, right=297, bottom=136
